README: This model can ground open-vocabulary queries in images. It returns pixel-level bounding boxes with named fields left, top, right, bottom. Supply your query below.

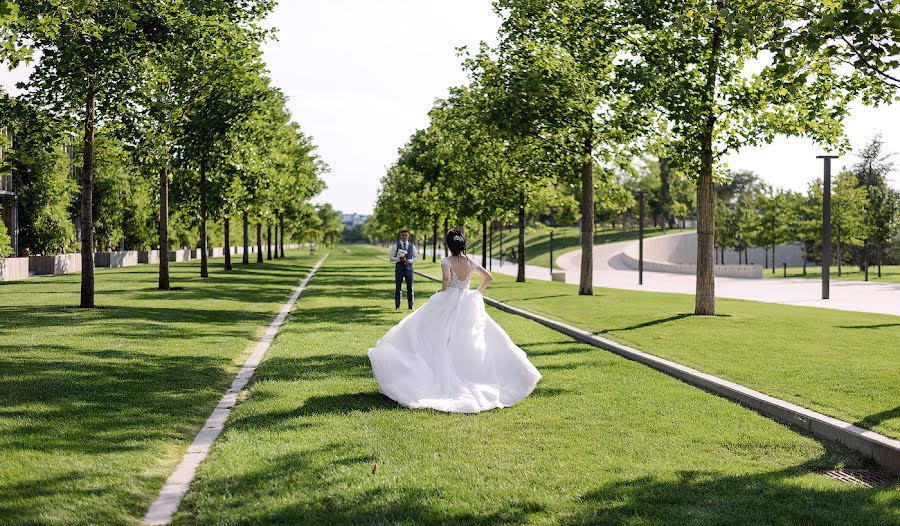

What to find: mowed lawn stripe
left=172, top=245, right=899, bottom=526
left=0, top=253, right=319, bottom=526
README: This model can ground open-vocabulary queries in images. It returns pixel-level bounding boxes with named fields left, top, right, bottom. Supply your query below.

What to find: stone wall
left=0, top=257, right=29, bottom=281
left=95, top=251, right=139, bottom=268
left=622, top=233, right=764, bottom=279
left=139, top=251, right=160, bottom=264
left=29, top=253, right=82, bottom=276
left=168, top=249, right=191, bottom=262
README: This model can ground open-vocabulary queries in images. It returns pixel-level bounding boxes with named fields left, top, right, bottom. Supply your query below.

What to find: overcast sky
left=2, top=1, right=898, bottom=214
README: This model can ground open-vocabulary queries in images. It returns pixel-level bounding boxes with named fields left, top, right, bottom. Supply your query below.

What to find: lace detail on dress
left=442, top=257, right=473, bottom=290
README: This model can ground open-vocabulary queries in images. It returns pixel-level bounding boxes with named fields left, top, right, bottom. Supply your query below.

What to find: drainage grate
left=819, top=469, right=895, bottom=488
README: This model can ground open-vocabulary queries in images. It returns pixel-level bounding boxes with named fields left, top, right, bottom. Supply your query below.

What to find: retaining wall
left=622, top=232, right=775, bottom=279
left=0, top=257, right=29, bottom=281
left=29, top=253, right=82, bottom=276
left=139, top=251, right=160, bottom=264
left=95, top=251, right=139, bottom=268
left=168, top=249, right=191, bottom=262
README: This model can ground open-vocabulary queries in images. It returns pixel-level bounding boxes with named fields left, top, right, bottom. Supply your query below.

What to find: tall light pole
left=817, top=155, right=838, bottom=300
left=638, top=190, right=645, bottom=285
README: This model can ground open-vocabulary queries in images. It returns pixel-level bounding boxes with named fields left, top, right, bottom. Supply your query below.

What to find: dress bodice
left=442, top=257, right=473, bottom=290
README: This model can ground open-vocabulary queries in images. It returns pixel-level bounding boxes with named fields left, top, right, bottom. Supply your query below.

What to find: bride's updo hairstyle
left=446, top=230, right=467, bottom=256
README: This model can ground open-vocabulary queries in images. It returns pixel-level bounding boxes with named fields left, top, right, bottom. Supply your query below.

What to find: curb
left=414, top=268, right=900, bottom=476
left=143, top=255, right=330, bottom=525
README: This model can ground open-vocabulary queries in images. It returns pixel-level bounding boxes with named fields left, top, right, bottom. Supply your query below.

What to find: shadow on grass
left=178, top=445, right=548, bottom=526
left=853, top=406, right=900, bottom=431
left=838, top=323, right=900, bottom=330
left=561, top=459, right=899, bottom=525
left=0, top=346, right=230, bottom=455
left=599, top=314, right=693, bottom=333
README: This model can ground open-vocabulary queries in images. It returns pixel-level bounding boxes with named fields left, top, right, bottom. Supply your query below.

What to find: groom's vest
left=396, top=241, right=414, bottom=268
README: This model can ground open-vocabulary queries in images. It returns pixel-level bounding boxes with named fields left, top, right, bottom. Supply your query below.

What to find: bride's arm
left=439, top=260, right=450, bottom=292
left=472, top=263, right=492, bottom=293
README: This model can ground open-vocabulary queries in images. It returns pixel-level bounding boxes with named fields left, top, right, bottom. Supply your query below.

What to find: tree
left=851, top=136, right=898, bottom=278
left=832, top=170, right=867, bottom=275
left=484, top=1, right=648, bottom=295
left=5, top=0, right=176, bottom=307
left=617, top=0, right=899, bottom=314
left=1, top=95, right=75, bottom=256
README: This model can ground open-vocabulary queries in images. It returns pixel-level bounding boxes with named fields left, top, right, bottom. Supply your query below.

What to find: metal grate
left=819, top=469, right=895, bottom=488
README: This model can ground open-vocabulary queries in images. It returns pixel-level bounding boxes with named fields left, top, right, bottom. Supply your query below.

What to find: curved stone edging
left=621, top=232, right=763, bottom=279
left=413, top=268, right=900, bottom=476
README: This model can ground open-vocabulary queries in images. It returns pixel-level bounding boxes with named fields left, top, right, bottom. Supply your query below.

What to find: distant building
left=0, top=127, right=17, bottom=256
left=340, top=212, right=369, bottom=229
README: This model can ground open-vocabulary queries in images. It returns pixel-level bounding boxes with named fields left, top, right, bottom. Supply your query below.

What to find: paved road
left=486, top=236, right=900, bottom=317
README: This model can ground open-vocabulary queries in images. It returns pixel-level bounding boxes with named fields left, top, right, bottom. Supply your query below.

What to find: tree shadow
left=838, top=323, right=900, bottom=330
left=0, top=346, right=231, bottom=455
left=853, top=406, right=900, bottom=431
left=176, top=444, right=548, bottom=526
left=599, top=314, right=693, bottom=333
left=560, top=455, right=899, bottom=525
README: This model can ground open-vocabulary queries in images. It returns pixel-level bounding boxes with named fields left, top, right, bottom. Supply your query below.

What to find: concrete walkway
left=486, top=236, right=900, bottom=317
left=142, top=255, right=329, bottom=526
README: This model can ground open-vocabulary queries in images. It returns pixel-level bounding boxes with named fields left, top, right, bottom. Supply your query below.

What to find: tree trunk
left=771, top=244, right=776, bottom=274
left=432, top=217, right=438, bottom=263
left=273, top=215, right=279, bottom=259
left=199, top=156, right=209, bottom=278
left=80, top=89, right=97, bottom=308
left=517, top=193, right=526, bottom=283
left=878, top=244, right=882, bottom=278
left=443, top=217, right=449, bottom=257
left=837, top=239, right=842, bottom=276
left=280, top=215, right=285, bottom=258
left=580, top=133, right=594, bottom=296
left=158, top=166, right=170, bottom=290
left=224, top=216, right=232, bottom=271
left=694, top=1, right=724, bottom=316
left=256, top=223, right=263, bottom=263
left=242, top=212, right=249, bottom=265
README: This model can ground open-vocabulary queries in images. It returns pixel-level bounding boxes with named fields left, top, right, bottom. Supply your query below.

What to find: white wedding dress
left=368, top=256, right=541, bottom=413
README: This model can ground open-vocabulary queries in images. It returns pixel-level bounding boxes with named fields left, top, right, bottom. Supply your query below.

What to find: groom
left=389, top=229, right=418, bottom=310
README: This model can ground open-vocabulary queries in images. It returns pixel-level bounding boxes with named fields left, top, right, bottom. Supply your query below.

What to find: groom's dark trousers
left=395, top=263, right=414, bottom=309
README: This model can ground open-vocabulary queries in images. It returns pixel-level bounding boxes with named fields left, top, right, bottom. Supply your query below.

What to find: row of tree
left=368, top=0, right=900, bottom=315
left=715, top=138, right=900, bottom=275
left=0, top=0, right=339, bottom=306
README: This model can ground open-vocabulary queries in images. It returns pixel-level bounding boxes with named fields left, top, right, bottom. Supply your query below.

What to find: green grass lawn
left=0, top=252, right=319, bottom=525
left=426, top=225, right=672, bottom=269
left=413, top=259, right=900, bottom=440
left=172, top=244, right=897, bottom=525
left=762, top=264, right=900, bottom=283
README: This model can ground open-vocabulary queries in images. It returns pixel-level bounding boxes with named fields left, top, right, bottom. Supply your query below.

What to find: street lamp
left=549, top=230, right=554, bottom=276
left=817, top=154, right=839, bottom=300
left=638, top=190, right=645, bottom=285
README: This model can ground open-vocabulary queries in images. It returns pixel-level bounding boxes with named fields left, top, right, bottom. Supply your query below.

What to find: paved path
left=486, top=237, right=900, bottom=317
left=142, top=255, right=329, bottom=526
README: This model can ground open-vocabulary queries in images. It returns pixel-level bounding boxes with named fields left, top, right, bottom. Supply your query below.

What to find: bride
left=368, top=229, right=541, bottom=413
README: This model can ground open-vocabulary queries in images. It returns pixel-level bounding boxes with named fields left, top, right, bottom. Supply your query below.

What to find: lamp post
left=489, top=222, right=493, bottom=271
left=638, top=190, right=645, bottom=285
left=817, top=155, right=838, bottom=300
left=499, top=223, right=503, bottom=267
left=549, top=230, right=554, bottom=276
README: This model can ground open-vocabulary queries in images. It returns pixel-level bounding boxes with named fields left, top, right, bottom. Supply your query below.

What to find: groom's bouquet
left=397, top=249, right=408, bottom=259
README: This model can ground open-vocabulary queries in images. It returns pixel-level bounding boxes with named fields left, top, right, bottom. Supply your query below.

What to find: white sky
left=2, top=2, right=899, bottom=214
